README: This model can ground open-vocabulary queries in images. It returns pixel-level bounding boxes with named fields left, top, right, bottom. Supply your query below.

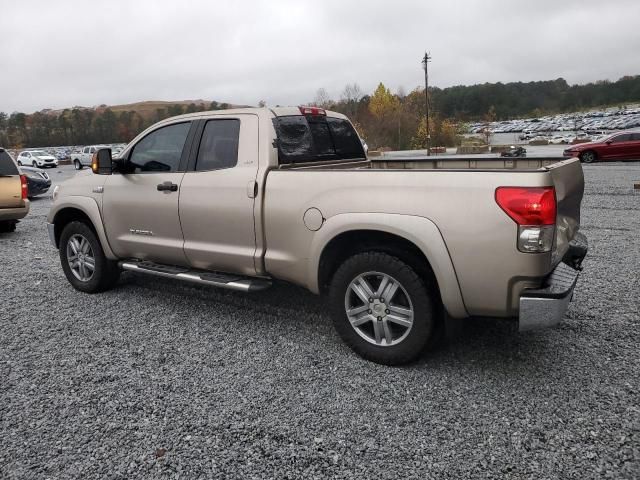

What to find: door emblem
left=129, top=229, right=154, bottom=236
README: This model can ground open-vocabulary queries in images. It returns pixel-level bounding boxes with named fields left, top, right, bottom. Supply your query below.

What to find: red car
left=563, top=131, right=640, bottom=163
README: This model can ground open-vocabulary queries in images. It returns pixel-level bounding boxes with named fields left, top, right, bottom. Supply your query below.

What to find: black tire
left=0, top=220, right=17, bottom=233
left=580, top=150, right=596, bottom=163
left=74, top=160, right=83, bottom=170
left=59, top=221, right=120, bottom=293
left=17, top=160, right=22, bottom=166
left=32, top=161, right=38, bottom=168
left=328, top=251, right=436, bottom=365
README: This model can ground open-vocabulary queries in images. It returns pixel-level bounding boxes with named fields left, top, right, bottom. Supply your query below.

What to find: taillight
left=299, top=106, right=327, bottom=116
left=495, top=186, right=557, bottom=253
left=20, top=174, right=28, bottom=199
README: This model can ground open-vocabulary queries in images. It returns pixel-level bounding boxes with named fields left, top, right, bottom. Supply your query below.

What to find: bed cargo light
left=495, top=186, right=557, bottom=253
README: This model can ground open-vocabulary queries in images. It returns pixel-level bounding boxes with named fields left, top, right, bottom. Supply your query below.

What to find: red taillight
left=299, top=106, right=326, bottom=116
left=495, top=186, right=556, bottom=226
left=20, top=174, right=28, bottom=199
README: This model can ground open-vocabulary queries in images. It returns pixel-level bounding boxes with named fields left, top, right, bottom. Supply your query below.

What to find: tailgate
left=547, top=158, right=584, bottom=265
left=0, top=176, right=23, bottom=208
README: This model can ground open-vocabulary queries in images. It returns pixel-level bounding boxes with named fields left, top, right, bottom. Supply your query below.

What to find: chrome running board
left=119, top=260, right=272, bottom=292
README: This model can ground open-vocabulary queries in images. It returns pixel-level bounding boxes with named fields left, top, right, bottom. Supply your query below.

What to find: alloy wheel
left=344, top=271, right=414, bottom=346
left=66, top=234, right=96, bottom=282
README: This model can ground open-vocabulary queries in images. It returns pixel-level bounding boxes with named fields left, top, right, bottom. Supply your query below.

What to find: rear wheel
left=580, top=150, right=596, bottom=163
left=329, top=251, right=436, bottom=365
left=59, top=221, right=120, bottom=293
left=0, top=220, right=17, bottom=233
left=74, top=160, right=83, bottom=170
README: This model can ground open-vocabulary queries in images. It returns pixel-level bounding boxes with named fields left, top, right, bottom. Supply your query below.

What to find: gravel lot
left=1, top=163, right=639, bottom=479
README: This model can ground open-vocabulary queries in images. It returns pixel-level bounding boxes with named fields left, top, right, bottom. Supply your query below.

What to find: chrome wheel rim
left=66, top=234, right=95, bottom=282
left=344, top=271, right=414, bottom=347
left=583, top=152, right=594, bottom=163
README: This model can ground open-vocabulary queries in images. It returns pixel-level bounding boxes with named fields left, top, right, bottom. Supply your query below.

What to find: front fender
left=48, top=195, right=117, bottom=260
left=307, top=213, right=468, bottom=319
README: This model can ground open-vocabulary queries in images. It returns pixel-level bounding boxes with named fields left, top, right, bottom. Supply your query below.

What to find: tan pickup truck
left=0, top=148, right=29, bottom=233
left=47, top=107, right=588, bottom=365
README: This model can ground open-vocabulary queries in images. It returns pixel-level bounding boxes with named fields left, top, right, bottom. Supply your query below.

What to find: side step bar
left=119, top=260, right=272, bottom=292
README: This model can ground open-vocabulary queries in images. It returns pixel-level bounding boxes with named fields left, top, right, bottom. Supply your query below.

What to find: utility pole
left=422, top=52, right=432, bottom=156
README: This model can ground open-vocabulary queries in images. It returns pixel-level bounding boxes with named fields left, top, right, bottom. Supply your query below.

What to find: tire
left=0, top=220, right=17, bottom=233
left=580, top=150, right=596, bottom=163
left=74, top=160, right=83, bottom=170
left=32, top=161, right=38, bottom=168
left=328, top=251, right=436, bottom=365
left=59, top=221, right=120, bottom=293
left=17, top=160, right=22, bottom=166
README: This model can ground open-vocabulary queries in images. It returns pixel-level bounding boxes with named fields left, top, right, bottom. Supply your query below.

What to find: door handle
left=157, top=182, right=178, bottom=192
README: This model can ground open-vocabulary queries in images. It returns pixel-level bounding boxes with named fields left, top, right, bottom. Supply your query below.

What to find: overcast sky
left=2, top=0, right=639, bottom=113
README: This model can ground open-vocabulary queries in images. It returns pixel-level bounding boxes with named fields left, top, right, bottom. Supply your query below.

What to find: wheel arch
left=310, top=213, right=468, bottom=318
left=50, top=197, right=116, bottom=259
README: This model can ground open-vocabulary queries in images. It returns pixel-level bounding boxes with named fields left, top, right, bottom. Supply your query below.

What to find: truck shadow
left=116, top=272, right=570, bottom=375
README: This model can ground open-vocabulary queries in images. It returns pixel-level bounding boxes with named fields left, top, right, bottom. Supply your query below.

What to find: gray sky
left=2, top=0, right=639, bottom=113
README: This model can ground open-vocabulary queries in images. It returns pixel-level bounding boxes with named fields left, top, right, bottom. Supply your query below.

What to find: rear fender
left=308, top=213, right=468, bottom=319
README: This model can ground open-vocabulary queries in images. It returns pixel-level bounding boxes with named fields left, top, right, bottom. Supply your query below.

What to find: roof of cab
left=156, top=106, right=348, bottom=124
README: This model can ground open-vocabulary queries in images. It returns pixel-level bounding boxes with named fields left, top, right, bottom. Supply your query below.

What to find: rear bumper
left=518, top=232, right=588, bottom=331
left=0, top=204, right=29, bottom=222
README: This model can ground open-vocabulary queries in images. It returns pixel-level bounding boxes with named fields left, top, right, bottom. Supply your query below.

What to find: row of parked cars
left=470, top=105, right=640, bottom=135
left=7, top=144, right=127, bottom=169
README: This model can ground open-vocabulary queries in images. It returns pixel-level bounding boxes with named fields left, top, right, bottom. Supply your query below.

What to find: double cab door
left=102, top=114, right=260, bottom=276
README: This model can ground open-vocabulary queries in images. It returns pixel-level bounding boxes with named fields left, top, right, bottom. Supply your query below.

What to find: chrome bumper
left=518, top=233, right=587, bottom=332
left=46, top=222, right=56, bottom=248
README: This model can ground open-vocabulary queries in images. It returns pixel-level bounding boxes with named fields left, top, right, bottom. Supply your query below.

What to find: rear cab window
left=275, top=114, right=365, bottom=164
left=0, top=150, right=19, bottom=176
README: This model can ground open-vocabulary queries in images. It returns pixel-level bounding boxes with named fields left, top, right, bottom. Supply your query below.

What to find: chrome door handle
left=157, top=182, right=178, bottom=192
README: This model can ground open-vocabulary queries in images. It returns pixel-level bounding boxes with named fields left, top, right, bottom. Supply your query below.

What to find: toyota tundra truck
left=47, top=107, right=588, bottom=365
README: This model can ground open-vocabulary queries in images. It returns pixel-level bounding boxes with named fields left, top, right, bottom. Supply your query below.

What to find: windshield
left=30, top=150, right=47, bottom=156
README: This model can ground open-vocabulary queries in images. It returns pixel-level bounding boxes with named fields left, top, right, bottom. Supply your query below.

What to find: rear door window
left=0, top=150, right=19, bottom=175
left=195, top=119, right=240, bottom=171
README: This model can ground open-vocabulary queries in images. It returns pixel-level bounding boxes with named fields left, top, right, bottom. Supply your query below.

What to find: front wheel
left=580, top=150, right=596, bottom=163
left=328, top=251, right=437, bottom=365
left=17, top=161, right=22, bottom=166
left=74, top=160, right=83, bottom=170
left=59, top=221, right=120, bottom=293
left=32, top=161, right=38, bottom=168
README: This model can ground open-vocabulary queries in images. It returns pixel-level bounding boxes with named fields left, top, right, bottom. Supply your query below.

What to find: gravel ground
left=1, top=163, right=639, bottom=479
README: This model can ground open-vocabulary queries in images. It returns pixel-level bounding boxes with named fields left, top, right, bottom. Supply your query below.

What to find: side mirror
left=92, top=148, right=113, bottom=175
left=605, top=141, right=612, bottom=145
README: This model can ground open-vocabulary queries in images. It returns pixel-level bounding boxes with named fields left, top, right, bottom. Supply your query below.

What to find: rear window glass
left=275, top=115, right=365, bottom=164
left=0, top=150, right=19, bottom=175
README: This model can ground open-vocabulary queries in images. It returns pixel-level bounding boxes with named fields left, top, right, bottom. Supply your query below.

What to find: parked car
left=19, top=166, right=51, bottom=197
left=17, top=150, right=59, bottom=168
left=70, top=145, right=108, bottom=170
left=563, top=130, right=640, bottom=163
left=47, top=107, right=587, bottom=365
left=548, top=136, right=567, bottom=144
left=500, top=146, right=527, bottom=157
left=0, top=148, right=29, bottom=232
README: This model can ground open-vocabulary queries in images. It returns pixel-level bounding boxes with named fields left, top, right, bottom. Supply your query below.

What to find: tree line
left=1, top=75, right=638, bottom=151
